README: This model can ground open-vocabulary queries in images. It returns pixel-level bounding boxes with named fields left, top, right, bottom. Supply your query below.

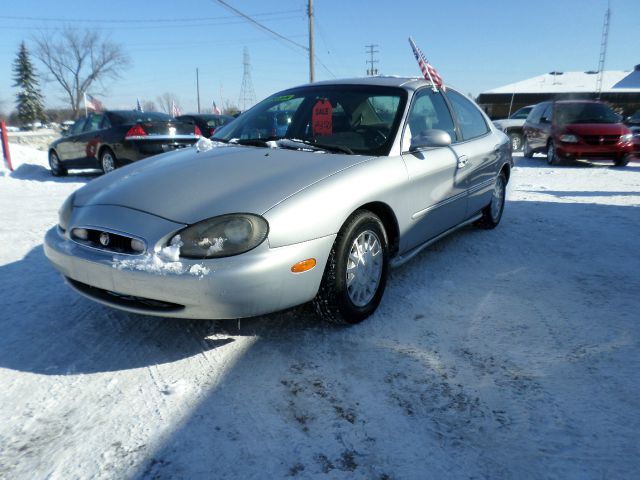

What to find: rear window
left=109, top=111, right=172, bottom=124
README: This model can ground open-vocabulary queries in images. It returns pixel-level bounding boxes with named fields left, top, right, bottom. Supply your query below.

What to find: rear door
left=445, top=89, right=499, bottom=217
left=400, top=88, right=467, bottom=251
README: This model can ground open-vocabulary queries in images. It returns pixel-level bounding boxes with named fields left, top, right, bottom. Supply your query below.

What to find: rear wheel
left=100, top=148, right=117, bottom=174
left=546, top=141, right=557, bottom=165
left=314, top=210, right=389, bottom=325
left=48, top=150, right=67, bottom=176
left=477, top=172, right=507, bottom=229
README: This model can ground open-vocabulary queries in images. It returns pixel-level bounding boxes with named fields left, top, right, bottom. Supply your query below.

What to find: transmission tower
left=365, top=44, right=379, bottom=76
left=596, top=2, right=611, bottom=99
left=239, top=47, right=256, bottom=111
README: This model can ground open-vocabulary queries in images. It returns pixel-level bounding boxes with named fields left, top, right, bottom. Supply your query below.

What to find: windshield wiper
left=277, top=138, right=353, bottom=155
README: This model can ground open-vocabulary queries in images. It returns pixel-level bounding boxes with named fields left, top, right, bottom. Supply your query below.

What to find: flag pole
left=83, top=92, right=88, bottom=117
left=408, top=37, right=438, bottom=92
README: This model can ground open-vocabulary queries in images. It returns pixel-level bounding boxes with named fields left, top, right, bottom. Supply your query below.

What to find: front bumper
left=44, top=226, right=335, bottom=319
left=556, top=141, right=633, bottom=160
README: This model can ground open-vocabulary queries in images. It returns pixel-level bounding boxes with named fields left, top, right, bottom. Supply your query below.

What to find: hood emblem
left=99, top=232, right=111, bottom=246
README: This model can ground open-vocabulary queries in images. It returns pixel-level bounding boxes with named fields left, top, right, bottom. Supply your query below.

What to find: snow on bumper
left=44, top=226, right=335, bottom=319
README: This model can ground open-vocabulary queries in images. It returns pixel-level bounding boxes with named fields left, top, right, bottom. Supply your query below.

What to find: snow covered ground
left=1, top=144, right=639, bottom=479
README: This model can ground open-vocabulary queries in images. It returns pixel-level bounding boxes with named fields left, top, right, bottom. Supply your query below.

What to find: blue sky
left=0, top=0, right=638, bottom=114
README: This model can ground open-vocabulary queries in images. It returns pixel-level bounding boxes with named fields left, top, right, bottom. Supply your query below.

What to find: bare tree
left=142, top=100, right=157, bottom=112
left=34, top=29, right=130, bottom=118
left=156, top=93, right=181, bottom=114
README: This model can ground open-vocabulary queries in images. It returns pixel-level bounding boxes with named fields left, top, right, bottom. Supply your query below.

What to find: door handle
left=457, top=155, right=468, bottom=169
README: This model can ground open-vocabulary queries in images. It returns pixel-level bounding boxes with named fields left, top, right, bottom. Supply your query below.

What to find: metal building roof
left=483, top=68, right=640, bottom=95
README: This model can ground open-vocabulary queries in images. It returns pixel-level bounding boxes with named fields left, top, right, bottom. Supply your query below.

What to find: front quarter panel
left=264, top=154, right=409, bottom=249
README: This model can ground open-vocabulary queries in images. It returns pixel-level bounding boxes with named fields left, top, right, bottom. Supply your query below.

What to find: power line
left=213, top=0, right=307, bottom=51
left=0, top=10, right=301, bottom=24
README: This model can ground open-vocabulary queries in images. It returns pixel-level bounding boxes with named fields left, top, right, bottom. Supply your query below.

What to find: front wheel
left=547, top=141, right=558, bottom=165
left=48, top=150, right=67, bottom=176
left=314, top=210, right=389, bottom=325
left=477, top=172, right=507, bottom=229
left=614, top=154, right=631, bottom=167
left=523, top=137, right=533, bottom=158
left=100, top=148, right=117, bottom=174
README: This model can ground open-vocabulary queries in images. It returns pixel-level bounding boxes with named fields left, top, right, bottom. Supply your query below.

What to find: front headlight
left=559, top=134, right=579, bottom=143
left=173, top=213, right=269, bottom=259
left=621, top=133, right=633, bottom=144
left=58, top=193, right=74, bottom=232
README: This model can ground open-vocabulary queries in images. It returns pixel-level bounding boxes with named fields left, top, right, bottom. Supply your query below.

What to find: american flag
left=171, top=100, right=182, bottom=117
left=85, top=93, right=103, bottom=112
left=408, top=37, right=445, bottom=92
left=211, top=100, right=221, bottom=115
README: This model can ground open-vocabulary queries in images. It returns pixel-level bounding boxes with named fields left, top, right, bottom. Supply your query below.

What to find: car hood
left=73, top=145, right=369, bottom=224
left=561, top=123, right=629, bottom=136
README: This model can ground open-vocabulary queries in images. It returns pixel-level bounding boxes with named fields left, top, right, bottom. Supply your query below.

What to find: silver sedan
left=44, top=77, right=512, bottom=324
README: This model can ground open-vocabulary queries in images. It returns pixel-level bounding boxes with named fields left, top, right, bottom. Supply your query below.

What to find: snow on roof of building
left=484, top=68, right=640, bottom=94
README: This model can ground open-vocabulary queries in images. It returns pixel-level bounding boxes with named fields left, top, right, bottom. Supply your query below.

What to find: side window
left=404, top=89, right=456, bottom=150
left=541, top=104, right=553, bottom=123
left=527, top=103, right=546, bottom=124
left=70, top=118, right=87, bottom=135
left=84, top=114, right=104, bottom=132
left=446, top=90, right=489, bottom=141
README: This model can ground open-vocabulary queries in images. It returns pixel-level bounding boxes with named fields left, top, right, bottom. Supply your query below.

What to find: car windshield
left=555, top=103, right=621, bottom=125
left=510, top=107, right=532, bottom=119
left=212, top=85, right=408, bottom=155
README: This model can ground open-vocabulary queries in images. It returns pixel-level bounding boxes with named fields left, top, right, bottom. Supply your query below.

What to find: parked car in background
left=625, top=110, right=640, bottom=158
left=44, top=77, right=512, bottom=325
left=176, top=113, right=234, bottom=138
left=492, top=105, right=534, bottom=152
left=48, top=111, right=201, bottom=176
left=522, top=100, right=635, bottom=166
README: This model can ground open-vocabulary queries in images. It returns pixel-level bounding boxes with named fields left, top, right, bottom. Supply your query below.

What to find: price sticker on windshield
left=312, top=99, right=332, bottom=136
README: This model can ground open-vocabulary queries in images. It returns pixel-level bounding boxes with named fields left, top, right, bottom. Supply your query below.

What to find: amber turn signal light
left=291, top=258, right=317, bottom=273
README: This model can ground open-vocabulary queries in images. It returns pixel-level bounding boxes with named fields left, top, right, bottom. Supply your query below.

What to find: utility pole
left=308, top=0, right=315, bottom=83
left=365, top=44, right=379, bottom=76
left=196, top=68, right=201, bottom=113
left=596, top=1, right=611, bottom=99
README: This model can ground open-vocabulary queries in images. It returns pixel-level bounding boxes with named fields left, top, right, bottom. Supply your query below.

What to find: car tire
left=314, top=210, right=389, bottom=325
left=547, top=141, right=557, bottom=165
left=48, top=150, right=67, bottom=176
left=477, top=171, right=507, bottom=229
left=614, top=154, right=631, bottom=167
left=100, top=148, right=118, bottom=174
left=508, top=132, right=523, bottom=152
left=523, top=137, right=533, bottom=157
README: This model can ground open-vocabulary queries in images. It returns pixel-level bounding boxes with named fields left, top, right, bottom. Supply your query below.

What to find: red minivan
left=522, top=100, right=634, bottom=166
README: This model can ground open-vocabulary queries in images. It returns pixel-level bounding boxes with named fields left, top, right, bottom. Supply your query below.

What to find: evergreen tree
left=12, top=42, right=45, bottom=128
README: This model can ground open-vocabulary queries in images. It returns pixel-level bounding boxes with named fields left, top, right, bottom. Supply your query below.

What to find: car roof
left=288, top=76, right=444, bottom=92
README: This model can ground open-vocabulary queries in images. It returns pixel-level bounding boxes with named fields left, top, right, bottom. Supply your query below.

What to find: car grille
left=67, top=278, right=185, bottom=312
left=71, top=228, right=144, bottom=255
left=582, top=135, right=620, bottom=146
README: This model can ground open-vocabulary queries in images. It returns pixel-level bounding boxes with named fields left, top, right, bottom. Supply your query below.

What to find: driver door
left=400, top=88, right=467, bottom=251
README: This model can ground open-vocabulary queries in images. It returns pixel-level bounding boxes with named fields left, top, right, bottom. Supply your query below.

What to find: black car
left=48, top=111, right=201, bottom=176
left=176, top=113, right=234, bottom=138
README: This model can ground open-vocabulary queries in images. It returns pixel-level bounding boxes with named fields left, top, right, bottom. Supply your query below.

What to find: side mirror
left=410, top=129, right=452, bottom=151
